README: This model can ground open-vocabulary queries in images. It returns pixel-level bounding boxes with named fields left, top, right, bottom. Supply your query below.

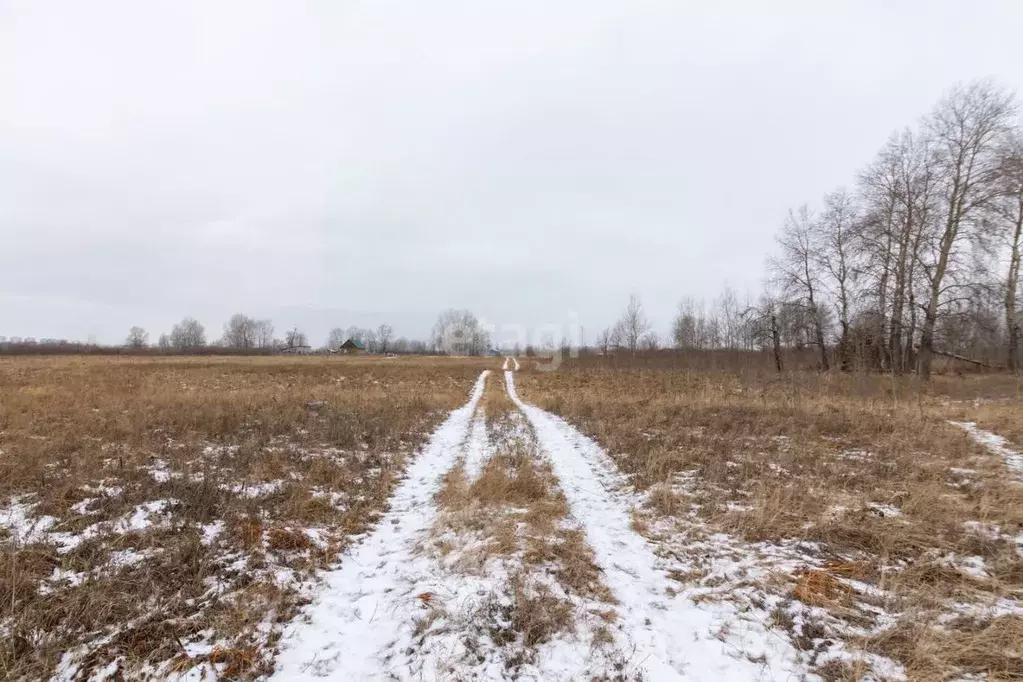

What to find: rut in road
left=271, top=371, right=489, bottom=680
left=503, top=370, right=796, bottom=681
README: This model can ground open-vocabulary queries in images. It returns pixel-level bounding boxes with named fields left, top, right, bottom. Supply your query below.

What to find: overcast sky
left=2, top=0, right=1022, bottom=346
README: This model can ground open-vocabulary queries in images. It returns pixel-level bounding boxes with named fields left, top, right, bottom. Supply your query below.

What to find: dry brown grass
left=515, top=366, right=1023, bottom=680
left=0, top=354, right=486, bottom=680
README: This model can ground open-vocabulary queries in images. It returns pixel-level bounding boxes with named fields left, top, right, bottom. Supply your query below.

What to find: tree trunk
left=920, top=248, right=951, bottom=381
left=813, top=314, right=830, bottom=371
left=920, top=165, right=967, bottom=380
left=1006, top=205, right=1023, bottom=371
left=771, top=314, right=783, bottom=373
left=889, top=227, right=910, bottom=374
left=838, top=321, right=851, bottom=371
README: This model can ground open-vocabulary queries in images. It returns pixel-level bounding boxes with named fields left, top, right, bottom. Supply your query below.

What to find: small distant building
left=341, top=339, right=366, bottom=353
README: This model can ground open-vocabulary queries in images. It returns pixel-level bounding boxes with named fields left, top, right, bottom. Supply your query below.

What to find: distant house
left=341, top=339, right=366, bottom=353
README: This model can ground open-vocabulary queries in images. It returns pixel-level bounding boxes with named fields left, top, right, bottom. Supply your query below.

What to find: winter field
left=2, top=356, right=1022, bottom=681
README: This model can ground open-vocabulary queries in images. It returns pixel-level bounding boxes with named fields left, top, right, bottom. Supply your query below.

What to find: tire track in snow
left=504, top=370, right=788, bottom=681
left=271, top=371, right=489, bottom=680
left=462, top=409, right=491, bottom=481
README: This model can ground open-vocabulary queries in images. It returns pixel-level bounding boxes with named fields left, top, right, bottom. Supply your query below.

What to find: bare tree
left=126, top=326, right=149, bottom=349
left=744, top=295, right=784, bottom=372
left=157, top=333, right=171, bottom=349
left=918, top=82, right=1016, bottom=379
left=222, top=314, right=257, bottom=348
left=995, top=133, right=1023, bottom=370
left=615, top=294, right=650, bottom=352
left=818, top=189, right=859, bottom=370
left=595, top=327, right=613, bottom=354
left=432, top=309, right=488, bottom=355
left=254, top=319, right=275, bottom=348
left=326, top=327, right=346, bottom=350
left=640, top=331, right=660, bottom=350
left=377, top=324, right=394, bottom=353
left=284, top=326, right=308, bottom=348
left=170, top=317, right=206, bottom=348
left=770, top=205, right=830, bottom=370
left=363, top=329, right=379, bottom=353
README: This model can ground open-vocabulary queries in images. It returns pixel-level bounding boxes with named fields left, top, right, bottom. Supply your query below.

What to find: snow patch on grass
left=950, top=421, right=1023, bottom=476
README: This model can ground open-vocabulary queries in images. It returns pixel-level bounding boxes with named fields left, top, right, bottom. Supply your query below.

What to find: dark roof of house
left=341, top=339, right=366, bottom=350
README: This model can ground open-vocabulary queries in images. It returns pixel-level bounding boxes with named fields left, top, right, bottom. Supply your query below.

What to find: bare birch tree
left=326, top=327, right=346, bottom=349
left=170, top=317, right=205, bottom=348
left=818, top=189, right=859, bottom=369
left=770, top=205, right=830, bottom=370
left=377, top=324, right=394, bottom=354
left=995, top=133, right=1023, bottom=370
left=126, top=326, right=149, bottom=349
left=917, top=82, right=1016, bottom=379
left=615, top=294, right=650, bottom=352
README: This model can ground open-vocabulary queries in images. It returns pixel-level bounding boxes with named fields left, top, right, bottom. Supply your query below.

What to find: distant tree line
left=594, top=81, right=1023, bottom=378
left=0, top=310, right=492, bottom=356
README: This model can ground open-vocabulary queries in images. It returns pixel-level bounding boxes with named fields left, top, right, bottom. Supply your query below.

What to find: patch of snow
left=271, top=371, right=490, bottom=680
left=116, top=499, right=177, bottom=533
left=462, top=410, right=491, bottom=481
left=943, top=596, right=1023, bottom=621
left=221, top=480, right=284, bottom=499
left=962, top=521, right=1004, bottom=541
left=310, top=488, right=348, bottom=509
left=868, top=503, right=902, bottom=518
left=839, top=449, right=873, bottom=461
left=147, top=460, right=179, bottom=483
left=940, top=553, right=989, bottom=580
left=0, top=496, right=57, bottom=544
left=200, top=520, right=225, bottom=546
left=950, top=421, right=1023, bottom=477
left=107, top=548, right=147, bottom=569
left=71, top=498, right=98, bottom=515
left=80, top=482, right=125, bottom=498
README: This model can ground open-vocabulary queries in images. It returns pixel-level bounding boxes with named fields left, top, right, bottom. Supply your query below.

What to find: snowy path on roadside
left=271, top=371, right=489, bottom=680
left=951, top=421, right=1023, bottom=476
left=504, top=371, right=800, bottom=681
left=502, top=357, right=510, bottom=370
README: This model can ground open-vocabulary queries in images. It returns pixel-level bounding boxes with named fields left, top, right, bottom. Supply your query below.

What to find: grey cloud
left=2, top=0, right=1022, bottom=344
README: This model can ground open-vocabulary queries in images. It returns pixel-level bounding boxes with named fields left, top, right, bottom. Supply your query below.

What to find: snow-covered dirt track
left=271, top=366, right=801, bottom=681
left=271, top=371, right=489, bottom=680
left=504, top=371, right=800, bottom=681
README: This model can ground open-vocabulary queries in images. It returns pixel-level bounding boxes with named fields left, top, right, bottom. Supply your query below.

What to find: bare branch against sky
left=2, top=0, right=1022, bottom=343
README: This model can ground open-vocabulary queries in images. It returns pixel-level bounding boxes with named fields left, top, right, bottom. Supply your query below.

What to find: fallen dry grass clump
left=515, top=365, right=1023, bottom=681
left=0, top=354, right=485, bottom=680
